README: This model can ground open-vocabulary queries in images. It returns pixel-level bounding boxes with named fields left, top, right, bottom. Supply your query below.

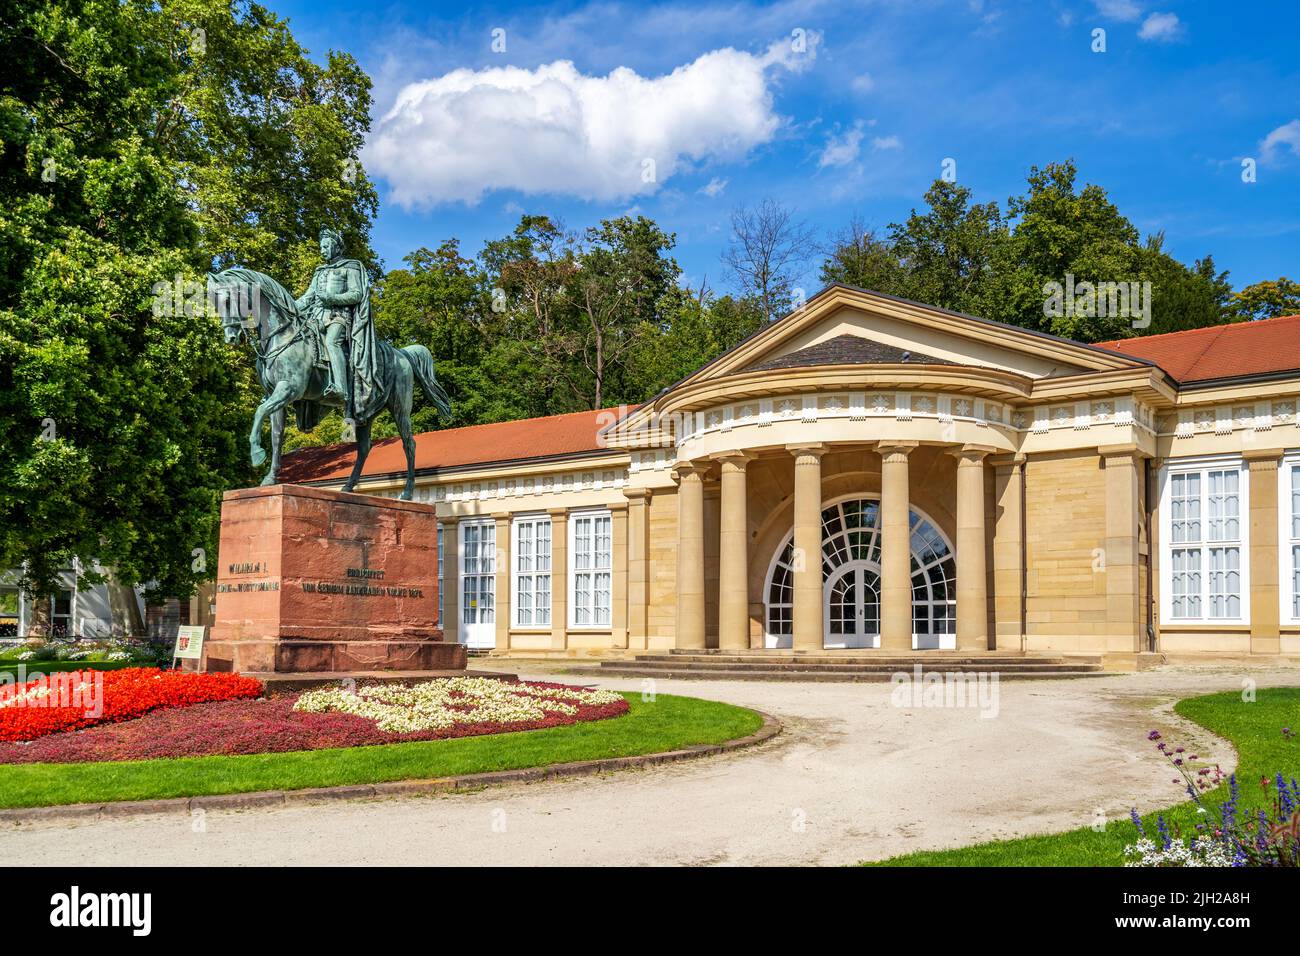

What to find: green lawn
left=873, top=686, right=1300, bottom=866
left=0, top=692, right=763, bottom=809
left=0, top=660, right=141, bottom=677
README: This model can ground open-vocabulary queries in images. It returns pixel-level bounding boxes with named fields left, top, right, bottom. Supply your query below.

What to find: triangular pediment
left=711, top=286, right=1146, bottom=383
left=602, top=285, right=1156, bottom=444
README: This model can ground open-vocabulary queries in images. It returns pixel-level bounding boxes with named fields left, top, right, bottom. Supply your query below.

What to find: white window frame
left=1278, top=454, right=1300, bottom=625
left=1159, top=455, right=1249, bottom=626
left=512, top=514, right=553, bottom=629
left=436, top=523, right=444, bottom=629
left=568, top=509, right=612, bottom=629
left=459, top=518, right=496, bottom=630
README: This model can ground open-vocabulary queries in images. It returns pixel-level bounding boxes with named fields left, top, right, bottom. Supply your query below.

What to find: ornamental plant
left=295, top=677, right=626, bottom=734
left=1126, top=730, right=1300, bottom=867
left=0, top=667, right=263, bottom=741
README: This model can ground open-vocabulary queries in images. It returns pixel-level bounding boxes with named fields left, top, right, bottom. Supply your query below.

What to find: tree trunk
left=106, top=570, right=144, bottom=637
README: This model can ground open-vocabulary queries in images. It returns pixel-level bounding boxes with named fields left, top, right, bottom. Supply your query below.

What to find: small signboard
left=172, top=625, right=206, bottom=667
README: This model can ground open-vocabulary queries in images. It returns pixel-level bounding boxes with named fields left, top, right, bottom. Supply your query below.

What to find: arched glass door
left=824, top=561, right=881, bottom=648
left=765, top=497, right=956, bottom=649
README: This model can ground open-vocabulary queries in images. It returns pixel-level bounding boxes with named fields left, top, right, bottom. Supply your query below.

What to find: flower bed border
left=0, top=711, right=781, bottom=823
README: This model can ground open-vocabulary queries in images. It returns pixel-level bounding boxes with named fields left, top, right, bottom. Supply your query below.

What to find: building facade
left=283, top=286, right=1300, bottom=662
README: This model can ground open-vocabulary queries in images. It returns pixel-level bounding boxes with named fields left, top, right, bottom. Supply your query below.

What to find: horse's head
left=208, top=270, right=264, bottom=344
left=208, top=267, right=300, bottom=346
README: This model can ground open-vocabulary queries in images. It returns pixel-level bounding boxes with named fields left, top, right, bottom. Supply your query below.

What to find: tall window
left=1284, top=462, right=1300, bottom=623
left=462, top=521, right=495, bottom=626
left=571, top=511, right=612, bottom=626
left=514, top=516, right=552, bottom=627
left=1165, top=462, right=1246, bottom=622
left=436, top=524, right=444, bottom=628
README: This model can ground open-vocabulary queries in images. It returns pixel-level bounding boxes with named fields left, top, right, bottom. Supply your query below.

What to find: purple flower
left=1130, top=808, right=1145, bottom=838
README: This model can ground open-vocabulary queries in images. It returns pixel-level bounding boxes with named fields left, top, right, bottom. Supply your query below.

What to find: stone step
left=631, top=654, right=1098, bottom=668
left=666, top=649, right=1103, bottom=663
left=605, top=659, right=1100, bottom=674
left=593, top=665, right=1110, bottom=683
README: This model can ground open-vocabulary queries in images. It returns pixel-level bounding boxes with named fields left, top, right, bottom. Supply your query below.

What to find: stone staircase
left=595, top=649, right=1108, bottom=682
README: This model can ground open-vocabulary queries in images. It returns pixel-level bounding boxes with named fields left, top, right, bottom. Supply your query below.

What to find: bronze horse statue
left=208, top=267, right=451, bottom=500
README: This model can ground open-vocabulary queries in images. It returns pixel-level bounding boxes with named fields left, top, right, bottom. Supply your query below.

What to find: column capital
left=672, top=460, right=711, bottom=481
left=1097, top=442, right=1144, bottom=460
left=988, top=452, right=1027, bottom=469
left=785, top=443, right=828, bottom=460
left=437, top=513, right=460, bottom=526
left=948, top=443, right=997, bottom=464
left=876, top=440, right=919, bottom=455
left=712, top=450, right=756, bottom=468
left=547, top=506, right=569, bottom=519
left=1243, top=446, right=1286, bottom=464
left=622, top=487, right=652, bottom=502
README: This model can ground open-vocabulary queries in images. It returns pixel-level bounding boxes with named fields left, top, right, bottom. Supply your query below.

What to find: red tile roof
left=279, top=407, right=628, bottom=484
left=1097, top=315, right=1300, bottom=383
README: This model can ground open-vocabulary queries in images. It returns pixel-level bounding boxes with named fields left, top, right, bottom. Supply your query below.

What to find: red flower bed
left=0, top=668, right=263, bottom=742
left=0, top=681, right=628, bottom=763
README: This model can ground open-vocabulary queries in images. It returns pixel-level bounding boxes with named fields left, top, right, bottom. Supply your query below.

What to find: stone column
left=623, top=488, right=651, bottom=650
left=992, top=455, right=1026, bottom=652
left=1247, top=448, right=1283, bottom=655
left=717, top=453, right=754, bottom=650
left=675, top=463, right=708, bottom=650
left=1100, top=445, right=1143, bottom=653
left=954, top=446, right=991, bottom=652
left=788, top=445, right=826, bottom=651
left=610, top=502, right=629, bottom=649
left=492, top=512, right=511, bottom=653
left=548, top=508, right=568, bottom=652
left=879, top=442, right=916, bottom=651
left=439, top=515, right=460, bottom=645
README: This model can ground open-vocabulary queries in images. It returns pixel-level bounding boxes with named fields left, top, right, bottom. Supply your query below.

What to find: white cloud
left=1138, top=11, right=1182, bottom=41
left=367, top=37, right=818, bottom=206
left=1261, top=119, right=1300, bottom=165
left=851, top=72, right=875, bottom=93
left=699, top=177, right=728, bottom=197
left=818, top=122, right=866, bottom=168
left=871, top=134, right=902, bottom=151
left=1094, top=0, right=1142, bottom=21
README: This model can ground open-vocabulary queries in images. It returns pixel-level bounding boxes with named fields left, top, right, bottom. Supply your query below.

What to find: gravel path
left=2, top=663, right=1296, bottom=866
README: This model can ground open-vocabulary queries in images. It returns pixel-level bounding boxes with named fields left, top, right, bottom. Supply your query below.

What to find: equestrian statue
left=208, top=227, right=451, bottom=500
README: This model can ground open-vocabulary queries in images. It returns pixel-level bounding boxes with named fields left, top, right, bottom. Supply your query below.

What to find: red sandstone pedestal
left=207, top=484, right=466, bottom=673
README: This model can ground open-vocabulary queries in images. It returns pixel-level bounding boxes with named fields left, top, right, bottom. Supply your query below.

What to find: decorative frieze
left=1168, top=398, right=1300, bottom=439
left=393, top=466, right=631, bottom=504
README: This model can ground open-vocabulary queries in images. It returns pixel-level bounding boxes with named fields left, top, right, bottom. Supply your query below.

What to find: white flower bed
left=1123, top=837, right=1233, bottom=867
left=293, top=677, right=624, bottom=734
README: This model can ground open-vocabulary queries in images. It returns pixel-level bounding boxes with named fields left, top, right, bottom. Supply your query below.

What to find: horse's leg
left=341, top=421, right=371, bottom=494
left=263, top=404, right=286, bottom=486
left=249, top=380, right=293, bottom=468
left=392, top=396, right=417, bottom=501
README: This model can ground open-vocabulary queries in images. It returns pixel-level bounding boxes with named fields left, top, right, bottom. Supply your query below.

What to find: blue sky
left=272, top=0, right=1299, bottom=295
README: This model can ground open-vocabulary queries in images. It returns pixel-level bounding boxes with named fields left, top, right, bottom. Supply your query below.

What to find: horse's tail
left=401, top=344, right=452, bottom=417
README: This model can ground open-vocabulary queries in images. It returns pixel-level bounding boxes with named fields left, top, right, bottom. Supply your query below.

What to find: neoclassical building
left=283, top=286, right=1300, bottom=663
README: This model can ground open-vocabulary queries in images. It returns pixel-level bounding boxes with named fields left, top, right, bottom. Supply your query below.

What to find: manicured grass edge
left=0, top=693, right=775, bottom=820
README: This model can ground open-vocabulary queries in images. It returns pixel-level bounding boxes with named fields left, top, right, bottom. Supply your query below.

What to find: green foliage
left=1229, top=278, right=1300, bottom=321
left=820, top=160, right=1238, bottom=343
left=0, top=0, right=376, bottom=599
left=366, top=214, right=763, bottom=431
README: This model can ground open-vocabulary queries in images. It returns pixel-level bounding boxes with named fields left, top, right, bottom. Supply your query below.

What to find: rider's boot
left=324, top=339, right=347, bottom=402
